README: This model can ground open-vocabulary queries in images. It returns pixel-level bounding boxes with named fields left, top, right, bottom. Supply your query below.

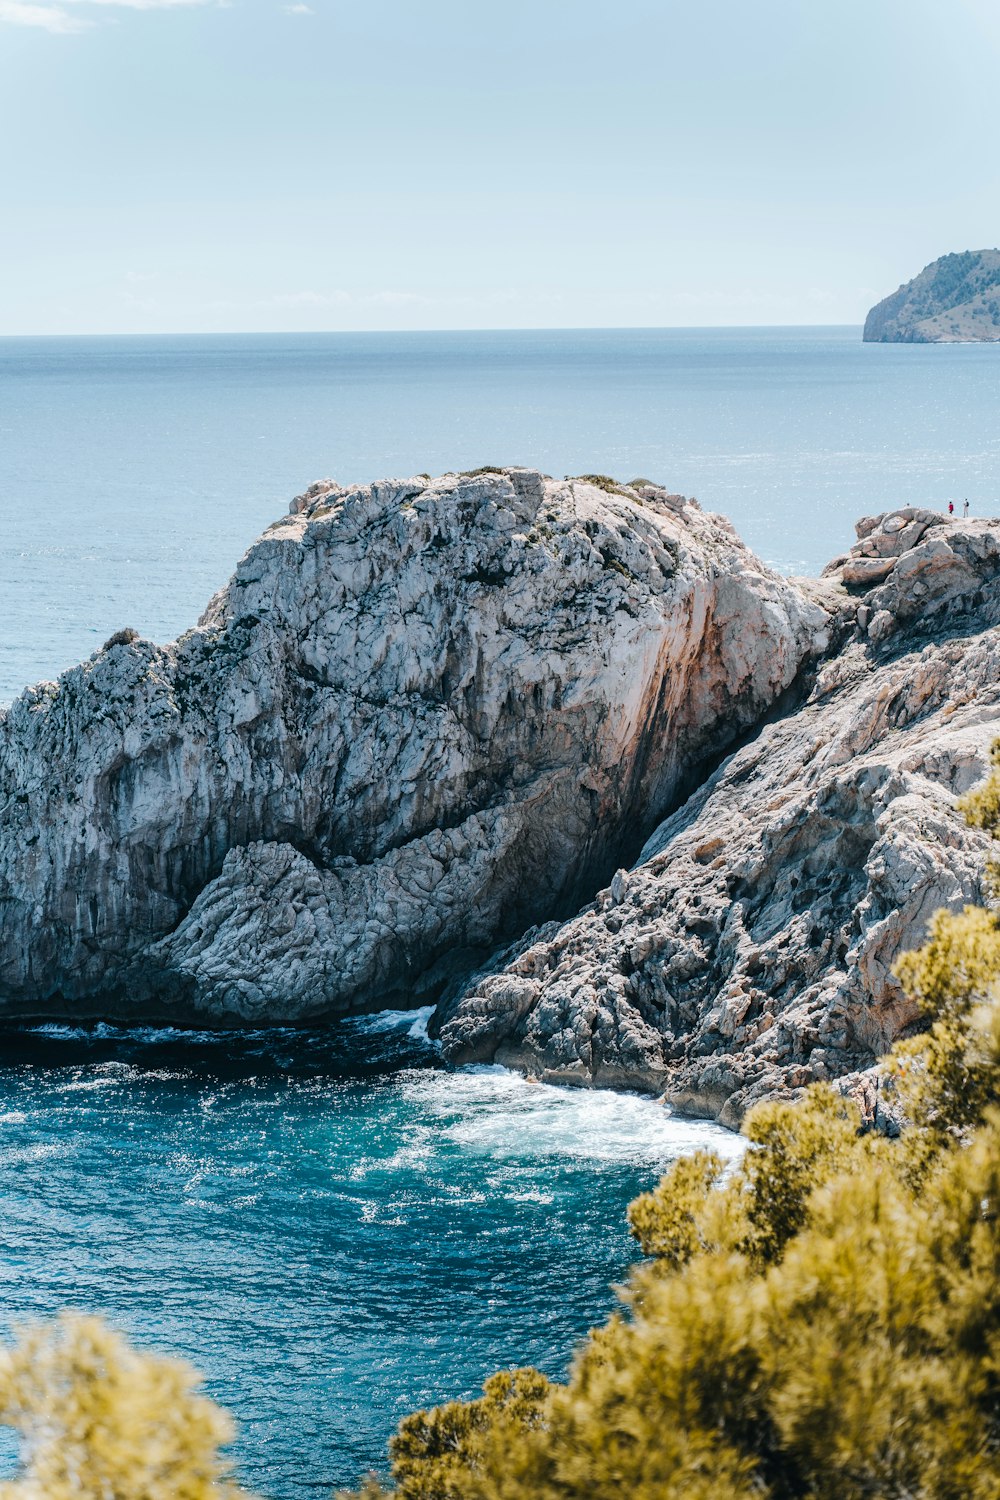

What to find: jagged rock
left=823, top=509, right=1000, bottom=638
left=855, top=507, right=942, bottom=547
left=0, top=469, right=826, bottom=1021
left=868, top=609, right=895, bottom=644
left=9, top=462, right=1000, bottom=1127
left=439, top=515, right=1000, bottom=1125
left=841, top=557, right=896, bottom=587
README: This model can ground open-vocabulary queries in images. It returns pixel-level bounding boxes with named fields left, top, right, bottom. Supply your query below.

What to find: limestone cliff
left=863, top=250, right=1000, bottom=342
left=440, top=506, right=1000, bottom=1123
left=0, top=469, right=825, bottom=1021
left=7, top=465, right=999, bottom=1127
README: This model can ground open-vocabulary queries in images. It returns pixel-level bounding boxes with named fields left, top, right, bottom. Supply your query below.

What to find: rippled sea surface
left=4, top=327, right=1000, bottom=704
left=0, top=1016, right=741, bottom=1496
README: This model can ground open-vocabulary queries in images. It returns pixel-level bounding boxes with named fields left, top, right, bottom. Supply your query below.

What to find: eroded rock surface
left=440, top=508, right=1000, bottom=1124
left=0, top=469, right=825, bottom=1021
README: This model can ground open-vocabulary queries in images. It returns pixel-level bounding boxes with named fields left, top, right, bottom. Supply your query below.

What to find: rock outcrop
left=7, top=462, right=1000, bottom=1128
left=0, top=469, right=826, bottom=1021
left=863, top=249, right=1000, bottom=342
left=439, top=508, right=1000, bottom=1125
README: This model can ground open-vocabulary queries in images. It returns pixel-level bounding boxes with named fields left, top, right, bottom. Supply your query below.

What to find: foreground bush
left=0, top=1314, right=250, bottom=1499
left=340, top=753, right=1000, bottom=1500
left=343, top=997, right=1000, bottom=1500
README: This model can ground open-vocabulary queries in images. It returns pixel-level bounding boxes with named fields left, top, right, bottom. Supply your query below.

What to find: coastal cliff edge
left=3, top=469, right=998, bottom=1123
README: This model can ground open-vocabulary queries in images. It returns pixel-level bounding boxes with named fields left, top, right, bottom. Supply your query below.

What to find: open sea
left=1, top=324, right=999, bottom=1492
left=4, top=326, right=1000, bottom=706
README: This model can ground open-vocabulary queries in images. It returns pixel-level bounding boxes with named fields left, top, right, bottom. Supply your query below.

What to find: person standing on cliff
left=964, top=498, right=970, bottom=517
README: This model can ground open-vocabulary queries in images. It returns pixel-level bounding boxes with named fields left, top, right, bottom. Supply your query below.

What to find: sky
left=1, top=0, right=1000, bottom=333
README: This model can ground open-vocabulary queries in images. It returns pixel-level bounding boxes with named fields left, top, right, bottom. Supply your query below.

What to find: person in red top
left=948, top=500, right=955, bottom=515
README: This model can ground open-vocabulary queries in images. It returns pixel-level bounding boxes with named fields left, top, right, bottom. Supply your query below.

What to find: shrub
left=567, top=473, right=635, bottom=497
left=958, top=739, right=1000, bottom=841
left=349, top=1012, right=1000, bottom=1498
left=102, top=627, right=140, bottom=651
left=569, top=474, right=646, bottom=503
left=0, top=1313, right=251, bottom=1499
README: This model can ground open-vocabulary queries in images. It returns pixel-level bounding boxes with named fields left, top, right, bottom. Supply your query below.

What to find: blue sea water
left=4, top=326, right=1000, bottom=705
left=1, top=325, right=999, bottom=1493
left=0, top=1018, right=740, bottom=1496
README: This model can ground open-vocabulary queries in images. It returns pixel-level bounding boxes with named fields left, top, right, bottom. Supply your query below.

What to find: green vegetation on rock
left=567, top=474, right=639, bottom=500
left=864, top=249, right=1000, bottom=342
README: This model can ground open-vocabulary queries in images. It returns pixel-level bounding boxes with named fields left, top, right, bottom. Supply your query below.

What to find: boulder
left=841, top=557, right=896, bottom=587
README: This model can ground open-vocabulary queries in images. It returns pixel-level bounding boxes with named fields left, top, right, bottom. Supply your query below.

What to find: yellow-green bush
left=347, top=1008, right=1000, bottom=1500
left=341, top=746, right=1000, bottom=1500
left=0, top=1313, right=251, bottom=1499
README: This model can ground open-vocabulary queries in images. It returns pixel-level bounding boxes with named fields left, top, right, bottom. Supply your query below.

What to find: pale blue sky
left=1, top=0, right=999, bottom=333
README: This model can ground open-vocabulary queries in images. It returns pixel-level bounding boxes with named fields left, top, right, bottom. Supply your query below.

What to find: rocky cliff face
left=440, top=506, right=1000, bottom=1123
left=863, top=249, right=1000, bottom=342
left=6, top=465, right=998, bottom=1127
left=0, top=469, right=825, bottom=1021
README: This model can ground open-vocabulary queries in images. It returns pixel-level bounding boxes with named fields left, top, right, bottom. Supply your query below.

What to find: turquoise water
left=4, top=326, right=1000, bottom=704
left=1, top=324, right=997, bottom=1492
left=0, top=1016, right=741, bottom=1496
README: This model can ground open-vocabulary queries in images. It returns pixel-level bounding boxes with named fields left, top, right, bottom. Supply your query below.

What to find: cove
left=0, top=1013, right=740, bottom=1497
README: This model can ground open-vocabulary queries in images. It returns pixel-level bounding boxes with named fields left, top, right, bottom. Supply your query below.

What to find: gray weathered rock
left=439, top=509, right=1000, bottom=1125
left=0, top=469, right=826, bottom=1021
left=8, top=472, right=999, bottom=1128
left=823, top=507, right=1000, bottom=644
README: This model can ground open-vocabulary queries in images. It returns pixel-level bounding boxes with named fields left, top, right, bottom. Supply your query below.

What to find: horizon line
left=0, top=321, right=865, bottom=341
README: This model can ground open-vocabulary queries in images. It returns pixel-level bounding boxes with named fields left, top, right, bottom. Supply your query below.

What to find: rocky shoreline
left=2, top=471, right=998, bottom=1125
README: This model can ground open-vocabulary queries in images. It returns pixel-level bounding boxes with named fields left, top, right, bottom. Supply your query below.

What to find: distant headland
left=864, top=249, right=1000, bottom=342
